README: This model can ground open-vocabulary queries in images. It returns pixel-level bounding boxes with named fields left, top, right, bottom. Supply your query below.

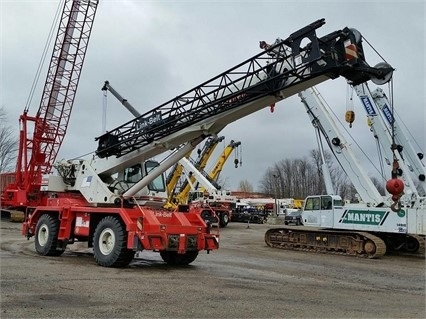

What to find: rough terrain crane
left=101, top=80, right=228, bottom=223
left=18, top=18, right=397, bottom=267
left=163, top=138, right=241, bottom=227
left=289, top=87, right=425, bottom=255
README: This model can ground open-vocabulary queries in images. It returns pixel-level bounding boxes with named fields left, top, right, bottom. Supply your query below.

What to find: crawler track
left=265, top=227, right=387, bottom=258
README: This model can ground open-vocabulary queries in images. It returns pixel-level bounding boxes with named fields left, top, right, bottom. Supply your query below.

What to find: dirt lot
left=1, top=220, right=425, bottom=319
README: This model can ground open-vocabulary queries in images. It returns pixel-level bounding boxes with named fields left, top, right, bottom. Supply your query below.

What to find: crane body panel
left=265, top=87, right=425, bottom=258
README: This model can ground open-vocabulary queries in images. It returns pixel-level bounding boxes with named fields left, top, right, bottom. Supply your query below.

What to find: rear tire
left=160, top=251, right=198, bottom=265
left=93, top=216, right=135, bottom=267
left=219, top=213, right=229, bottom=227
left=35, top=214, right=65, bottom=256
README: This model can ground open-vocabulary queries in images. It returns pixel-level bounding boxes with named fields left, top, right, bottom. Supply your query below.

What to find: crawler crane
left=274, top=87, right=425, bottom=257
left=1, top=0, right=99, bottom=210
left=10, top=17, right=396, bottom=266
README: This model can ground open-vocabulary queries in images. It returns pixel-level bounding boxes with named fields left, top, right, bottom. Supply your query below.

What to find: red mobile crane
left=6, top=16, right=394, bottom=267
left=2, top=0, right=99, bottom=210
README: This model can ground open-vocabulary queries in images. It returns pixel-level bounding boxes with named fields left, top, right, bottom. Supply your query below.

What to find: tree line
left=238, top=149, right=385, bottom=202
left=0, top=107, right=18, bottom=173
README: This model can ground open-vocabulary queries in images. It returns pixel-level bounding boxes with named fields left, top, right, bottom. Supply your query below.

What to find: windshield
left=144, top=160, right=166, bottom=192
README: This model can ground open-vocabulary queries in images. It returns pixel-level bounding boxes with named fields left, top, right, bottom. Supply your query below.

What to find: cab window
left=144, top=160, right=166, bottom=192
left=124, top=165, right=142, bottom=183
left=321, top=196, right=333, bottom=210
left=305, top=197, right=320, bottom=210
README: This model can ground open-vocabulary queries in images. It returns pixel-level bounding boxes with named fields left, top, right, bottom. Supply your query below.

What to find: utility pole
left=273, top=174, right=279, bottom=217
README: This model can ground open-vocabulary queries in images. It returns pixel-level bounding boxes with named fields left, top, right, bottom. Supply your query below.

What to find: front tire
left=93, top=216, right=135, bottom=267
left=35, top=214, right=65, bottom=256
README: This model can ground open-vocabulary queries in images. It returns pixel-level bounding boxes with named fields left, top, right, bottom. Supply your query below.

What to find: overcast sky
left=1, top=0, right=425, bottom=191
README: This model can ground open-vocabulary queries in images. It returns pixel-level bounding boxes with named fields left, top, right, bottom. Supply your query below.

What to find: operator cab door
left=302, top=195, right=334, bottom=227
left=319, top=195, right=333, bottom=227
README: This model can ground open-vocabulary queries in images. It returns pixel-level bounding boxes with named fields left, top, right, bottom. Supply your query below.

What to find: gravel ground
left=1, top=220, right=425, bottom=319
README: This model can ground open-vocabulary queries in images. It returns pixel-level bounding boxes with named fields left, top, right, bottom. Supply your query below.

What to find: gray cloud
left=1, top=0, right=424, bottom=191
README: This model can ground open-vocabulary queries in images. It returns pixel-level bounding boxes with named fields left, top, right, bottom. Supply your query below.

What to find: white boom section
left=179, top=157, right=219, bottom=194
left=315, top=128, right=335, bottom=195
left=54, top=136, right=205, bottom=205
left=354, top=84, right=420, bottom=206
left=178, top=157, right=236, bottom=203
left=371, top=87, right=426, bottom=195
left=299, top=87, right=385, bottom=206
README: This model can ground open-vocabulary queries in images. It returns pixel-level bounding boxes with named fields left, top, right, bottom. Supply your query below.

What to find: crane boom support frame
left=95, top=19, right=390, bottom=160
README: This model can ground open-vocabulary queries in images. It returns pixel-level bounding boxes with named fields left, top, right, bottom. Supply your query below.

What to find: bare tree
left=238, top=179, right=254, bottom=193
left=257, top=148, right=388, bottom=204
left=259, top=155, right=319, bottom=199
left=216, top=175, right=230, bottom=190
left=0, top=108, right=18, bottom=173
left=370, top=176, right=386, bottom=195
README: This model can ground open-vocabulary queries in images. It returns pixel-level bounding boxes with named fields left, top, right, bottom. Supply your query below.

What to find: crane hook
left=386, top=175, right=404, bottom=213
left=390, top=200, right=402, bottom=213
left=234, top=158, right=239, bottom=168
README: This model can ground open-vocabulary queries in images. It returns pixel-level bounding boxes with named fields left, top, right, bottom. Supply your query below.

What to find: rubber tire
left=219, top=213, right=229, bottom=228
left=93, top=216, right=135, bottom=267
left=160, top=251, right=198, bottom=265
left=35, top=214, right=65, bottom=256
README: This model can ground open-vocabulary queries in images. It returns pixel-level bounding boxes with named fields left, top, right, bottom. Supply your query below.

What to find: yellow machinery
left=205, top=140, right=241, bottom=186
left=164, top=136, right=224, bottom=209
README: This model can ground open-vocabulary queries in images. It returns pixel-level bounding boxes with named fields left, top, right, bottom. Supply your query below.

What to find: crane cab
left=301, top=195, right=344, bottom=227
left=120, top=160, right=167, bottom=207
